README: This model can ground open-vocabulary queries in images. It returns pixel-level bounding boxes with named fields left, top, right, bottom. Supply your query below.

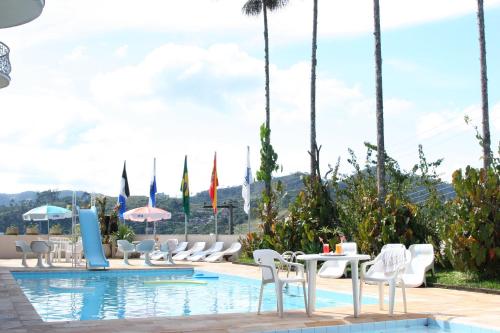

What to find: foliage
left=49, top=223, right=63, bottom=235
left=274, top=175, right=341, bottom=253
left=6, top=225, right=19, bottom=235
left=427, top=268, right=500, bottom=291
left=25, top=224, right=39, bottom=235
left=239, top=232, right=263, bottom=258
left=337, top=143, right=444, bottom=255
left=110, top=223, right=135, bottom=245
left=256, top=124, right=280, bottom=235
left=256, top=181, right=283, bottom=243
left=441, top=165, right=499, bottom=278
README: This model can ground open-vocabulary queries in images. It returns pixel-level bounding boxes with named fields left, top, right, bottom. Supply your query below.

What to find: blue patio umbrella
left=22, top=205, right=72, bottom=240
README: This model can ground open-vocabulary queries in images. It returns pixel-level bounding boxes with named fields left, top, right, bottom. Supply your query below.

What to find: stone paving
left=0, top=258, right=499, bottom=333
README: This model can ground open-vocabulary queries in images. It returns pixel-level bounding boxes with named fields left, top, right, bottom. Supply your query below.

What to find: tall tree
left=476, top=0, right=491, bottom=169
left=310, top=0, right=319, bottom=178
left=243, top=0, right=288, bottom=235
left=373, top=0, right=386, bottom=203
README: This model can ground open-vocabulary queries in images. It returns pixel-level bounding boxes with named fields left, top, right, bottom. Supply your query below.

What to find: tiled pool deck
left=1, top=259, right=499, bottom=333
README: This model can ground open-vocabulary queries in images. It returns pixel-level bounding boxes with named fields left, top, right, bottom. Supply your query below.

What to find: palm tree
left=373, top=0, right=386, bottom=203
left=243, top=0, right=289, bottom=233
left=310, top=0, right=319, bottom=178
left=476, top=0, right=491, bottom=169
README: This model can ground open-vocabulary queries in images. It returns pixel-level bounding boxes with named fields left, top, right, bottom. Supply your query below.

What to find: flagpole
left=184, top=214, right=188, bottom=242
left=215, top=212, right=218, bottom=241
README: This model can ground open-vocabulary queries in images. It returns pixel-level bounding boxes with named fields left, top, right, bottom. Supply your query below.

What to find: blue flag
left=149, top=158, right=157, bottom=208
left=118, top=161, right=130, bottom=219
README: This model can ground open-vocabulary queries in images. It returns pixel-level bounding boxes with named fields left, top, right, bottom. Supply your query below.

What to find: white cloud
left=64, top=45, right=87, bottom=61
left=114, top=45, right=128, bottom=58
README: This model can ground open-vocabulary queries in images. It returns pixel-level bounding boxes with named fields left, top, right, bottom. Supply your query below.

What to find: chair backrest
left=225, top=242, right=242, bottom=254
left=341, top=242, right=357, bottom=255
left=212, top=241, right=224, bottom=252
left=407, top=244, right=434, bottom=273
left=189, top=242, right=205, bottom=252
left=136, top=239, right=155, bottom=252
left=31, top=240, right=50, bottom=253
left=175, top=241, right=188, bottom=252
left=117, top=240, right=134, bottom=252
left=253, top=249, right=283, bottom=282
left=16, top=240, right=31, bottom=253
left=368, top=244, right=407, bottom=275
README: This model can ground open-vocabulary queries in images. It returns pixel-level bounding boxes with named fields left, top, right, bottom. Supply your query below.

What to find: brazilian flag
left=180, top=155, right=190, bottom=216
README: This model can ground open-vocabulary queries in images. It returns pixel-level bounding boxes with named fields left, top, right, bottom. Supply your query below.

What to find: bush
left=110, top=223, right=135, bottom=245
left=26, top=224, right=39, bottom=235
left=5, top=225, right=19, bottom=235
left=441, top=166, right=499, bottom=277
left=49, top=224, right=63, bottom=235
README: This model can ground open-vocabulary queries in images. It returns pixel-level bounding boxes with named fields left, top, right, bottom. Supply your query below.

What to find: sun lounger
left=187, top=242, right=224, bottom=262
left=204, top=242, right=241, bottom=262
left=173, top=242, right=205, bottom=260
left=401, top=244, right=435, bottom=287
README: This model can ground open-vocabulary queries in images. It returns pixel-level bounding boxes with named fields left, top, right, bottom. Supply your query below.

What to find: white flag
left=242, top=146, right=252, bottom=214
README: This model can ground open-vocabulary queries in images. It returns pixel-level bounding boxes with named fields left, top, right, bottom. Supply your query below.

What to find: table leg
left=306, top=260, right=317, bottom=315
left=351, top=259, right=360, bottom=317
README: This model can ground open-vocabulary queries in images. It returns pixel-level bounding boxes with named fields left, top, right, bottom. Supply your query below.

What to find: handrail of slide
left=79, top=208, right=109, bottom=269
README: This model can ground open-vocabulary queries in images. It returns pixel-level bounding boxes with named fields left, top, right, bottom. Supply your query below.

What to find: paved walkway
left=1, top=258, right=499, bottom=333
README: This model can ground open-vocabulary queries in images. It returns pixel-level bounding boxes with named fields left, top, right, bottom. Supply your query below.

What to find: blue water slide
left=79, top=208, right=109, bottom=269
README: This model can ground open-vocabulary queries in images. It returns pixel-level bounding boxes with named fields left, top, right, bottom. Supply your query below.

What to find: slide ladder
left=79, top=208, right=109, bottom=269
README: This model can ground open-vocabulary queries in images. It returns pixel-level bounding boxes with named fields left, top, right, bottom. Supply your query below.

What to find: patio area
left=1, top=259, right=499, bottom=333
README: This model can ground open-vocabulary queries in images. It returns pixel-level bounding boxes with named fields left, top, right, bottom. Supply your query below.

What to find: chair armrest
left=258, top=263, right=277, bottom=280
left=360, top=260, right=376, bottom=279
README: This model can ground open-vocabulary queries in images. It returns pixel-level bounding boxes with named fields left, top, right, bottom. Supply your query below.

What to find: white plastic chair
left=173, top=242, right=205, bottom=260
left=359, top=244, right=411, bottom=315
left=30, top=241, right=50, bottom=268
left=136, top=240, right=155, bottom=266
left=15, top=240, right=33, bottom=267
left=204, top=242, right=242, bottom=262
left=318, top=242, right=357, bottom=278
left=161, top=239, right=178, bottom=265
left=187, top=242, right=224, bottom=262
left=253, top=249, right=308, bottom=317
left=172, top=241, right=188, bottom=254
left=402, top=244, right=435, bottom=287
left=117, top=240, right=136, bottom=265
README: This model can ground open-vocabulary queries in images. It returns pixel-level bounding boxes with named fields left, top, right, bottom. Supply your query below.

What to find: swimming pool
left=12, top=269, right=378, bottom=322
left=261, top=318, right=500, bottom=333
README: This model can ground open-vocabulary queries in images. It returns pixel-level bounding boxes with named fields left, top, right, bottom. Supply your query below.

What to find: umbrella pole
left=153, top=221, right=156, bottom=241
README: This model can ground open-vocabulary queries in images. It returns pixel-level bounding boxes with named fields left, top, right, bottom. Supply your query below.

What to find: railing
left=0, top=41, right=11, bottom=80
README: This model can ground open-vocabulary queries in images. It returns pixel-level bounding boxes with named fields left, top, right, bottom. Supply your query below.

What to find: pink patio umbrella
left=123, top=206, right=171, bottom=239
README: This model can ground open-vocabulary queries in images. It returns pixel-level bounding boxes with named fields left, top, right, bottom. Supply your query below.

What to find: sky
left=0, top=0, right=499, bottom=198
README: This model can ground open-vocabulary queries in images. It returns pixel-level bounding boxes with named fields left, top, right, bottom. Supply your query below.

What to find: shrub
left=49, top=224, right=63, bottom=235
left=441, top=165, right=499, bottom=277
left=6, top=225, right=19, bottom=235
left=110, top=223, right=135, bottom=245
left=26, top=224, right=39, bottom=235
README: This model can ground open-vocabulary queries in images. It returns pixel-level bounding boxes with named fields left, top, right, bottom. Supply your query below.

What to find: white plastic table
left=296, top=253, right=370, bottom=317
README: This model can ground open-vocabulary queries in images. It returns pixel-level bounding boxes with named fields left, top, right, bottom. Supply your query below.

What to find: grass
left=427, top=269, right=500, bottom=291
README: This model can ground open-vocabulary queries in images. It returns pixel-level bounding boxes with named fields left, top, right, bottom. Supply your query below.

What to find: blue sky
left=0, top=0, right=498, bottom=197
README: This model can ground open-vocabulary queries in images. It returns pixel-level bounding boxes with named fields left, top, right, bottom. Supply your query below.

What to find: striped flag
left=242, top=146, right=252, bottom=214
left=180, top=155, right=190, bottom=216
left=208, top=152, right=218, bottom=214
left=118, top=161, right=130, bottom=219
left=149, top=158, right=157, bottom=207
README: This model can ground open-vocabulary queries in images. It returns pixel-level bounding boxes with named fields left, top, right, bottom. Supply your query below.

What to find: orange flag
left=209, top=152, right=219, bottom=214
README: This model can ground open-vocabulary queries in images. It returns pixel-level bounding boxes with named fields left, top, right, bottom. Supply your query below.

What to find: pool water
left=13, top=269, right=378, bottom=322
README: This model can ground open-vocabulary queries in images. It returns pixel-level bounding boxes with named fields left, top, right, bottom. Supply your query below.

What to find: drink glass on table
left=322, top=243, right=330, bottom=254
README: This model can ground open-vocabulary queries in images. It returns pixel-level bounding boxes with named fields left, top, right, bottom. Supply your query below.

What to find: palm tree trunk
left=263, top=4, right=272, bottom=235
left=477, top=0, right=491, bottom=169
left=310, top=0, right=318, bottom=178
left=373, top=0, right=386, bottom=203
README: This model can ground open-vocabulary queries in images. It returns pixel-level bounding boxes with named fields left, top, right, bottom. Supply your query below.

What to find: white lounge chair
left=173, top=242, right=205, bottom=260
left=253, top=249, right=308, bottom=317
left=15, top=240, right=33, bottom=267
left=318, top=242, right=357, bottom=278
left=117, top=240, right=136, bottom=265
left=136, top=240, right=155, bottom=266
left=187, top=242, right=224, bottom=262
left=402, top=244, right=435, bottom=288
left=30, top=240, right=51, bottom=268
left=172, top=241, right=188, bottom=254
left=359, top=244, right=411, bottom=315
left=151, top=239, right=178, bottom=261
left=204, top=242, right=242, bottom=262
